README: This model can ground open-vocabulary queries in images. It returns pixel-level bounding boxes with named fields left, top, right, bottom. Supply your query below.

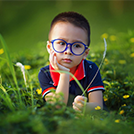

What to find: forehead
left=49, top=21, right=88, bottom=43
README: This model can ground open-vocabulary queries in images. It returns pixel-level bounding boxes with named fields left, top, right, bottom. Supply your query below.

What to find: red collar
left=49, top=60, right=85, bottom=86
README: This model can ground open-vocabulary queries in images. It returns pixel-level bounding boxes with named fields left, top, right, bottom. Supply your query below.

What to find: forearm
left=85, top=91, right=103, bottom=112
left=45, top=73, right=70, bottom=105
left=55, top=73, right=70, bottom=104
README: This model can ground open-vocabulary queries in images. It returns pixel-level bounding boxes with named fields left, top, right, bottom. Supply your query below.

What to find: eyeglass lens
left=53, top=39, right=85, bottom=55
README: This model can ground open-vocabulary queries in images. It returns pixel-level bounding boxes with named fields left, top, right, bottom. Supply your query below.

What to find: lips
left=62, top=58, right=72, bottom=63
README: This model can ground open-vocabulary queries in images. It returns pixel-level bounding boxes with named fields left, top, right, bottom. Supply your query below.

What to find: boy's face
left=47, top=21, right=89, bottom=71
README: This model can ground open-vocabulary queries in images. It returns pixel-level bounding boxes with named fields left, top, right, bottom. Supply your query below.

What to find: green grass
left=0, top=29, right=134, bottom=133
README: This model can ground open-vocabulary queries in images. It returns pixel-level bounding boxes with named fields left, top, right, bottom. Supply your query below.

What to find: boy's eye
left=73, top=43, right=82, bottom=48
left=59, top=41, right=66, bottom=45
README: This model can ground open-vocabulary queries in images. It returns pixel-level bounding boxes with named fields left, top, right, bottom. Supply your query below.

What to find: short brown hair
left=49, top=11, right=90, bottom=46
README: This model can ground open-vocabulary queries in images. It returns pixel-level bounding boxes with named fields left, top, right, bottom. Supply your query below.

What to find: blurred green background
left=0, top=0, right=134, bottom=54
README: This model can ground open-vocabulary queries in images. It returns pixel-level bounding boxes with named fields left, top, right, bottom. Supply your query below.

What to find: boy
left=38, top=11, right=105, bottom=113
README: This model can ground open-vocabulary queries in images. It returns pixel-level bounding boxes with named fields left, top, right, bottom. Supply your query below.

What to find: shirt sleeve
left=38, top=66, right=56, bottom=97
left=85, top=61, right=105, bottom=94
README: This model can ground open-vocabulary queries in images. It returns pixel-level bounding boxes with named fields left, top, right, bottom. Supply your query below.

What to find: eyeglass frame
left=50, top=39, right=88, bottom=56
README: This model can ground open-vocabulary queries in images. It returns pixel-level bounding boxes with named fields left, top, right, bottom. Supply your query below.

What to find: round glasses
left=51, top=39, right=88, bottom=56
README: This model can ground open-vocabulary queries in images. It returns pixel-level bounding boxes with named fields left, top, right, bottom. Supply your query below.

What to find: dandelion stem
left=82, top=38, right=107, bottom=96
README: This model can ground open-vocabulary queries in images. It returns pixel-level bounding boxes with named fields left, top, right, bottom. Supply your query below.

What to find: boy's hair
left=49, top=11, right=90, bottom=46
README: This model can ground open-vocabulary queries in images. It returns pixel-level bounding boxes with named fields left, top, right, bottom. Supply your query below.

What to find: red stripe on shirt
left=87, top=86, right=104, bottom=93
left=42, top=87, right=56, bottom=96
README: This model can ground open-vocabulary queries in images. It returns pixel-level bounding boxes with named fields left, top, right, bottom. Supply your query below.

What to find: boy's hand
left=49, top=50, right=70, bottom=72
left=73, top=95, right=87, bottom=112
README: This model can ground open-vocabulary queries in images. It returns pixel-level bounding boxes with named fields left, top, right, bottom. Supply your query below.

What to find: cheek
left=74, top=56, right=84, bottom=63
left=55, top=53, right=62, bottom=61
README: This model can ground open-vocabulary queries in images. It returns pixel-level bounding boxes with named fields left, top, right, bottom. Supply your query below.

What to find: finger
left=75, top=99, right=83, bottom=104
left=78, top=98, right=87, bottom=105
left=73, top=103, right=81, bottom=112
left=73, top=102, right=83, bottom=111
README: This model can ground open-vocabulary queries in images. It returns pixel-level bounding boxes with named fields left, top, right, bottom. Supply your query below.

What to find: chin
left=61, top=63, right=72, bottom=69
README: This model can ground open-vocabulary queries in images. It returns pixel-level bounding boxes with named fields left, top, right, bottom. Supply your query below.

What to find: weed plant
left=0, top=31, right=134, bottom=133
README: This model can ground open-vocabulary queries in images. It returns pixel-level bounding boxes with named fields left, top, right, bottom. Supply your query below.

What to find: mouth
left=62, top=58, right=72, bottom=63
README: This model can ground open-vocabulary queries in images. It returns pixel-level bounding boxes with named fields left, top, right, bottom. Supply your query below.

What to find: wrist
left=60, top=73, right=70, bottom=80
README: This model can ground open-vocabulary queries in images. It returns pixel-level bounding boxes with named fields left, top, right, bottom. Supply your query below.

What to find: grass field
left=0, top=29, right=134, bottom=133
left=0, top=1, right=134, bottom=134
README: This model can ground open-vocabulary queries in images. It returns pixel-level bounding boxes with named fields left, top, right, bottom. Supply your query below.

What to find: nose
left=64, top=43, right=72, bottom=55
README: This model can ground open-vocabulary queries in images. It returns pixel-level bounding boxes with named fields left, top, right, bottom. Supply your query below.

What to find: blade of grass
left=0, top=84, right=15, bottom=111
left=0, top=34, right=24, bottom=108
left=82, top=38, right=107, bottom=96
left=0, top=34, right=18, bottom=89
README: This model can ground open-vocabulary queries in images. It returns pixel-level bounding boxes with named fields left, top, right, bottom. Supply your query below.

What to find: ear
left=83, top=48, right=90, bottom=59
left=47, top=41, right=51, bottom=54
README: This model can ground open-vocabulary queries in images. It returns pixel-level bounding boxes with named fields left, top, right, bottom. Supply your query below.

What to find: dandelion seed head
left=103, top=38, right=107, bottom=59
left=16, top=62, right=24, bottom=68
left=16, top=62, right=26, bottom=86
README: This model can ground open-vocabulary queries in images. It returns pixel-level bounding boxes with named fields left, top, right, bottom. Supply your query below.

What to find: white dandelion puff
left=103, top=38, right=107, bottom=59
left=16, top=62, right=27, bottom=86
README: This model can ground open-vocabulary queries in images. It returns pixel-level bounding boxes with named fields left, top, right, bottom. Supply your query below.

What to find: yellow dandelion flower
left=24, top=65, right=31, bottom=70
left=123, top=95, right=130, bottom=99
left=104, top=98, right=108, bottom=101
left=130, top=53, right=134, bottom=57
left=118, top=60, right=126, bottom=64
left=36, top=88, right=42, bottom=94
left=130, top=37, right=134, bottom=43
left=109, top=35, right=116, bottom=41
left=119, top=110, right=125, bottom=115
left=104, top=58, right=109, bottom=64
left=101, top=33, right=108, bottom=39
left=122, top=104, right=126, bottom=107
left=95, top=106, right=101, bottom=110
left=115, top=119, right=120, bottom=123
left=0, top=48, right=4, bottom=55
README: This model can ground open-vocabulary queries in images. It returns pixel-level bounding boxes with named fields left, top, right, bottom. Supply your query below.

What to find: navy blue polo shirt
left=38, top=59, right=105, bottom=105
